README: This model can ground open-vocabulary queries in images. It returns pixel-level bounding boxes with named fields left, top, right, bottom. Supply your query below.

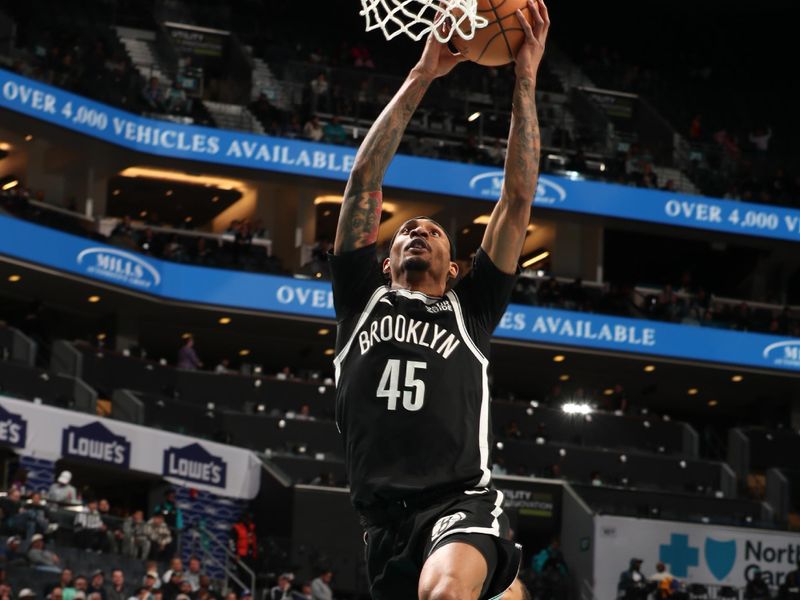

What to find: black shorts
left=360, top=488, right=522, bottom=600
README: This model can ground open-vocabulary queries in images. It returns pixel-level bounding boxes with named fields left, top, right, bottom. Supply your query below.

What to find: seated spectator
left=215, top=359, right=233, bottom=374
left=144, top=514, right=172, bottom=561
left=0, top=583, right=11, bottom=600
left=183, top=557, right=203, bottom=592
left=45, top=567, right=73, bottom=598
left=97, top=499, right=122, bottom=554
left=105, top=570, right=127, bottom=600
left=161, top=570, right=183, bottom=600
left=1, top=536, right=26, bottom=567
left=141, top=573, right=159, bottom=596
left=142, top=77, right=164, bottom=111
left=649, top=562, right=676, bottom=599
left=74, top=499, right=109, bottom=552
left=322, top=116, right=347, bottom=145
left=292, top=583, right=312, bottom=600
left=270, top=573, right=294, bottom=600
left=74, top=576, right=89, bottom=595
left=26, top=534, right=60, bottom=572
left=48, top=588, right=63, bottom=600
left=144, top=563, right=161, bottom=590
left=177, top=337, right=203, bottom=371
left=164, top=82, right=190, bottom=115
left=88, top=572, right=105, bottom=600
left=310, top=571, right=333, bottom=600
left=122, top=510, right=150, bottom=560
left=162, top=558, right=183, bottom=585
left=744, top=568, right=771, bottom=599
left=618, top=558, right=653, bottom=600
left=303, top=117, right=324, bottom=142
left=18, top=590, right=35, bottom=600
left=1, top=489, right=45, bottom=538
left=47, top=471, right=78, bottom=505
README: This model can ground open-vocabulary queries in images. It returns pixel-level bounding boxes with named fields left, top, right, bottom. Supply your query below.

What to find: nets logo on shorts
left=431, top=512, right=467, bottom=542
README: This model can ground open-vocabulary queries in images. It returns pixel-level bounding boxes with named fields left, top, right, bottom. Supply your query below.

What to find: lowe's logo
left=468, top=172, right=567, bottom=205
left=62, top=421, right=131, bottom=467
left=762, top=341, right=800, bottom=369
left=0, top=403, right=27, bottom=448
left=76, top=247, right=161, bottom=289
left=163, top=443, right=226, bottom=488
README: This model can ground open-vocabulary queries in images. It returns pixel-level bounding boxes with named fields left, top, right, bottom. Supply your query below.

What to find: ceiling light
left=239, top=349, right=250, bottom=357
left=644, top=365, right=656, bottom=372
left=24, top=135, right=33, bottom=142
left=314, top=195, right=343, bottom=205
left=473, top=215, right=491, bottom=225
left=87, top=295, right=101, bottom=303
left=0, top=142, right=10, bottom=151
left=731, top=375, right=743, bottom=383
left=468, top=111, right=481, bottom=122
left=181, top=332, right=192, bottom=340
left=562, top=402, right=592, bottom=415
left=687, top=388, right=699, bottom=396
left=112, top=189, right=121, bottom=196
left=7, top=274, right=21, bottom=283
left=96, top=333, right=107, bottom=341
left=119, top=167, right=244, bottom=191
left=317, top=328, right=330, bottom=335
left=211, top=196, right=219, bottom=203
left=184, top=216, right=192, bottom=223
left=603, top=388, right=614, bottom=396
left=461, top=228, right=470, bottom=235
left=218, top=317, right=231, bottom=325
left=139, top=210, right=148, bottom=218
left=559, top=374, right=570, bottom=382
left=552, top=355, right=565, bottom=363
left=165, top=190, right=174, bottom=196
left=708, top=400, right=718, bottom=407
left=324, top=348, right=335, bottom=356
left=522, top=251, right=550, bottom=269
left=323, top=210, right=332, bottom=217
left=2, top=179, right=19, bottom=191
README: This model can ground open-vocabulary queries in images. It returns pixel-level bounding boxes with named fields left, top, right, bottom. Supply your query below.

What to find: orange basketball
left=452, top=0, right=536, bottom=67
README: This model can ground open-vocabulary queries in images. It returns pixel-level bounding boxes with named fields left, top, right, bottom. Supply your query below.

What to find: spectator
left=309, top=74, right=329, bottom=112
left=18, top=590, right=35, bottom=600
left=749, top=126, right=772, bottom=154
left=291, top=584, right=312, bottom=600
left=74, top=500, right=109, bottom=552
left=164, top=82, right=190, bottom=115
left=779, top=559, right=800, bottom=598
left=46, top=568, right=73, bottom=598
left=322, top=117, right=347, bottom=145
left=230, top=513, right=257, bottom=575
left=98, top=499, right=122, bottom=554
left=88, top=572, right=106, bottom=600
left=0, top=489, right=44, bottom=539
left=2, top=536, right=26, bottom=567
left=270, top=574, right=294, bottom=600
left=161, top=571, right=183, bottom=600
left=105, top=570, right=127, bottom=600
left=26, top=534, right=60, bottom=572
left=618, top=558, right=653, bottom=600
left=49, top=589, right=63, bottom=600
left=183, top=557, right=202, bottom=592
left=144, top=514, right=172, bottom=561
left=142, top=77, right=164, bottom=111
left=310, top=571, right=333, bottom=600
left=303, top=117, right=324, bottom=142
left=10, top=469, right=28, bottom=496
left=122, top=510, right=150, bottom=559
left=154, top=489, right=183, bottom=540
left=141, top=573, right=159, bottom=595
left=74, top=576, right=89, bottom=594
left=295, top=404, right=314, bottom=421
left=215, top=359, right=232, bottom=374
left=745, top=568, right=771, bottom=600
left=162, top=559, right=184, bottom=585
left=48, top=471, right=79, bottom=504
left=177, top=337, right=203, bottom=370
left=649, top=562, right=676, bottom=599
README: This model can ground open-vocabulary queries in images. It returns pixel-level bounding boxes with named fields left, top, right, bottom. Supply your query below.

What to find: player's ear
left=448, top=261, right=459, bottom=280
left=382, top=257, right=391, bottom=275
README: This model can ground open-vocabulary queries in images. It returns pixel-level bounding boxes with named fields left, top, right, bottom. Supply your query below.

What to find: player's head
left=383, top=217, right=458, bottom=288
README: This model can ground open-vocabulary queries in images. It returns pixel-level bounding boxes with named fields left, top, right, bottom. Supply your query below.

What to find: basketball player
left=330, top=1, right=549, bottom=598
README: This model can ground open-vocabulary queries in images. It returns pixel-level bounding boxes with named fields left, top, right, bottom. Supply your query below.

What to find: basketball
left=452, top=0, right=537, bottom=66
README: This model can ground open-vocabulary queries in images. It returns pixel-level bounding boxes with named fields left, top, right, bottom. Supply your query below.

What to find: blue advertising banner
left=3, top=69, right=800, bottom=242
left=0, top=215, right=797, bottom=373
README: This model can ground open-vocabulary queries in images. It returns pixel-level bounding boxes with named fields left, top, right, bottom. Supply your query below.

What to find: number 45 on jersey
left=377, top=359, right=427, bottom=411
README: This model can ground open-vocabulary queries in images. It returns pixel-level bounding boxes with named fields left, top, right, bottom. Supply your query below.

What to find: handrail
left=186, top=524, right=256, bottom=597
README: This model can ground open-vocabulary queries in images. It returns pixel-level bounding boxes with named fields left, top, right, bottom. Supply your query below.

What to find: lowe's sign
left=0, top=215, right=798, bottom=373
left=594, top=516, right=800, bottom=597
left=4, top=68, right=800, bottom=242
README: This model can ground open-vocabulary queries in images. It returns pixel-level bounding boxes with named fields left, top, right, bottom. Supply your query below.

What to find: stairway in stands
left=202, top=101, right=265, bottom=134
left=115, top=27, right=173, bottom=88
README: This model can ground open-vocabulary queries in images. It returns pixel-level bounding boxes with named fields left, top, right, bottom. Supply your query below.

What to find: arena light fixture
left=561, top=402, right=592, bottom=416
left=461, top=227, right=470, bottom=235
left=7, top=274, right=21, bottom=283
left=522, top=251, right=550, bottom=269
left=468, top=111, right=481, bottom=122
left=687, top=388, right=699, bottom=396
left=87, top=295, right=101, bottom=303
left=644, top=365, right=656, bottom=372
left=165, top=189, right=174, bottom=197
left=473, top=215, right=491, bottom=225
left=1, top=178, right=19, bottom=191
left=317, top=328, right=330, bottom=335
left=603, top=388, right=614, bottom=396
left=238, top=349, right=250, bottom=357
left=0, top=142, right=11, bottom=151
left=218, top=317, right=232, bottom=325
left=552, top=355, right=565, bottom=363
left=559, top=374, right=570, bottom=382
left=324, top=348, right=335, bottom=356
left=24, top=134, right=33, bottom=142
left=731, top=374, right=744, bottom=383
left=119, top=167, right=245, bottom=192
left=181, top=332, right=192, bottom=340
left=708, top=399, right=719, bottom=407
left=96, top=333, right=106, bottom=341
left=112, top=189, right=121, bottom=196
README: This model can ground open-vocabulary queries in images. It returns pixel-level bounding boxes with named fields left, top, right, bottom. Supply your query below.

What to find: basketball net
left=359, top=0, right=489, bottom=43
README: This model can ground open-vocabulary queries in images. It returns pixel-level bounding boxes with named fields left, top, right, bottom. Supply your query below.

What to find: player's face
left=386, top=218, right=457, bottom=285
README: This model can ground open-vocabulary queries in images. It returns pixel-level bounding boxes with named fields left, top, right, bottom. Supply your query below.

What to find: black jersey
left=330, top=244, right=517, bottom=510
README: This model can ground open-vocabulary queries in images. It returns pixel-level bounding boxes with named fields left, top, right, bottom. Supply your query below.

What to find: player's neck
left=390, top=272, right=446, bottom=298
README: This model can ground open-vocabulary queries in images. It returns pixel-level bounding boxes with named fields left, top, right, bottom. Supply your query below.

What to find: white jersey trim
left=447, top=291, right=492, bottom=488
left=429, top=490, right=504, bottom=552
left=393, top=288, right=443, bottom=305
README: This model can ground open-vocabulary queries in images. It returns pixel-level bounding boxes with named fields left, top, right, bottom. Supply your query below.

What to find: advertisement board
left=594, top=515, right=800, bottom=598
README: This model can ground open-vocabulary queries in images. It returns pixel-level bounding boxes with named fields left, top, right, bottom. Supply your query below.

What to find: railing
left=185, top=524, right=255, bottom=597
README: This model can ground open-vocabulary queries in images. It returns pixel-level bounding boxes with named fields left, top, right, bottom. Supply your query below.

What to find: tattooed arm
left=334, top=32, right=466, bottom=254
left=482, top=0, right=550, bottom=274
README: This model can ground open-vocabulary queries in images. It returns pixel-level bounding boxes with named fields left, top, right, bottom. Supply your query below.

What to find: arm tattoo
left=335, top=72, right=432, bottom=253
left=504, top=76, right=541, bottom=206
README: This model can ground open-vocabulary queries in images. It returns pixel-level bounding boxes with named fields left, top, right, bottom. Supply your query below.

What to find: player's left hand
left=514, top=0, right=550, bottom=80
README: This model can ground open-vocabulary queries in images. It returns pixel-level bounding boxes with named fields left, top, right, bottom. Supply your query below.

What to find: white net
left=360, top=0, right=489, bottom=43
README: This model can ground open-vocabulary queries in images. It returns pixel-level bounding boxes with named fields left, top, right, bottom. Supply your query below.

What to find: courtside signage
left=0, top=214, right=797, bottom=373
left=593, top=516, right=800, bottom=597
left=3, top=69, right=800, bottom=242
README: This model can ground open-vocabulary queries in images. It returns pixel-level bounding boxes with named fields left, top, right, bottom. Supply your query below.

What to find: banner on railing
left=0, top=395, right=261, bottom=499
left=593, top=515, right=800, bottom=598
left=0, top=215, right=797, bottom=373
left=3, top=69, right=800, bottom=242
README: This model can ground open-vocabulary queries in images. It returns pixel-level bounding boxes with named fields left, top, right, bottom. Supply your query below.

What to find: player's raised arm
left=481, top=0, right=550, bottom=273
left=334, top=31, right=466, bottom=254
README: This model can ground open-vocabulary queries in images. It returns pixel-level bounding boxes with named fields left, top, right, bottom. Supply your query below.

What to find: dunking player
left=330, top=1, right=549, bottom=598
